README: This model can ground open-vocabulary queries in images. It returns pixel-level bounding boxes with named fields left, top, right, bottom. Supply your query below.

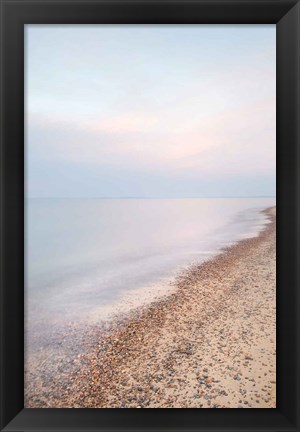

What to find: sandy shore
left=25, top=207, right=276, bottom=408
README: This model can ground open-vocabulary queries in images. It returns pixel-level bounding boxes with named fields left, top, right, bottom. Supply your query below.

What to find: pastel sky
left=25, top=25, right=276, bottom=198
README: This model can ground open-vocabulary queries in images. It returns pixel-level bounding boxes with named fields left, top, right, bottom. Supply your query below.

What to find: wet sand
left=25, top=207, right=276, bottom=408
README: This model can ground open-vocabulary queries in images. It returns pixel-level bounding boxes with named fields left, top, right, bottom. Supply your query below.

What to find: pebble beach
left=25, top=207, right=276, bottom=409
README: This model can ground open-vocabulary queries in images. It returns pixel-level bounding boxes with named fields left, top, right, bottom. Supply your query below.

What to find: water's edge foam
left=85, top=206, right=274, bottom=327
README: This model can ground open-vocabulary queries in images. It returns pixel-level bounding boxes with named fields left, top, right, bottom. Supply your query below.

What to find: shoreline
left=25, top=206, right=276, bottom=408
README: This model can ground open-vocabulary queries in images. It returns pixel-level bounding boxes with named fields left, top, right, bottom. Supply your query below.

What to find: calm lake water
left=25, top=198, right=275, bottom=332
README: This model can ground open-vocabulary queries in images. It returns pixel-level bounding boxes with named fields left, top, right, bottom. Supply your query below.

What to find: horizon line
left=26, top=195, right=276, bottom=200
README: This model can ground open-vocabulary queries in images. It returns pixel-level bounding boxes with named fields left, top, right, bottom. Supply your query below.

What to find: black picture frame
left=0, top=0, right=299, bottom=431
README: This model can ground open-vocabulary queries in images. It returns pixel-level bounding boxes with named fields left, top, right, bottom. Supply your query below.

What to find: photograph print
left=25, top=24, right=276, bottom=408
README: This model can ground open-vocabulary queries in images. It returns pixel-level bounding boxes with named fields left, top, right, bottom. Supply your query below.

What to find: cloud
left=27, top=94, right=275, bottom=181
left=26, top=25, right=276, bottom=197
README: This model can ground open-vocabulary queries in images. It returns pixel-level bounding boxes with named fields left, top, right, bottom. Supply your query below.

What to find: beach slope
left=25, top=207, right=276, bottom=408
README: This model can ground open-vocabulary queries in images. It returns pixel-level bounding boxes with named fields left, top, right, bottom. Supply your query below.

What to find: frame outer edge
left=1, top=0, right=300, bottom=431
